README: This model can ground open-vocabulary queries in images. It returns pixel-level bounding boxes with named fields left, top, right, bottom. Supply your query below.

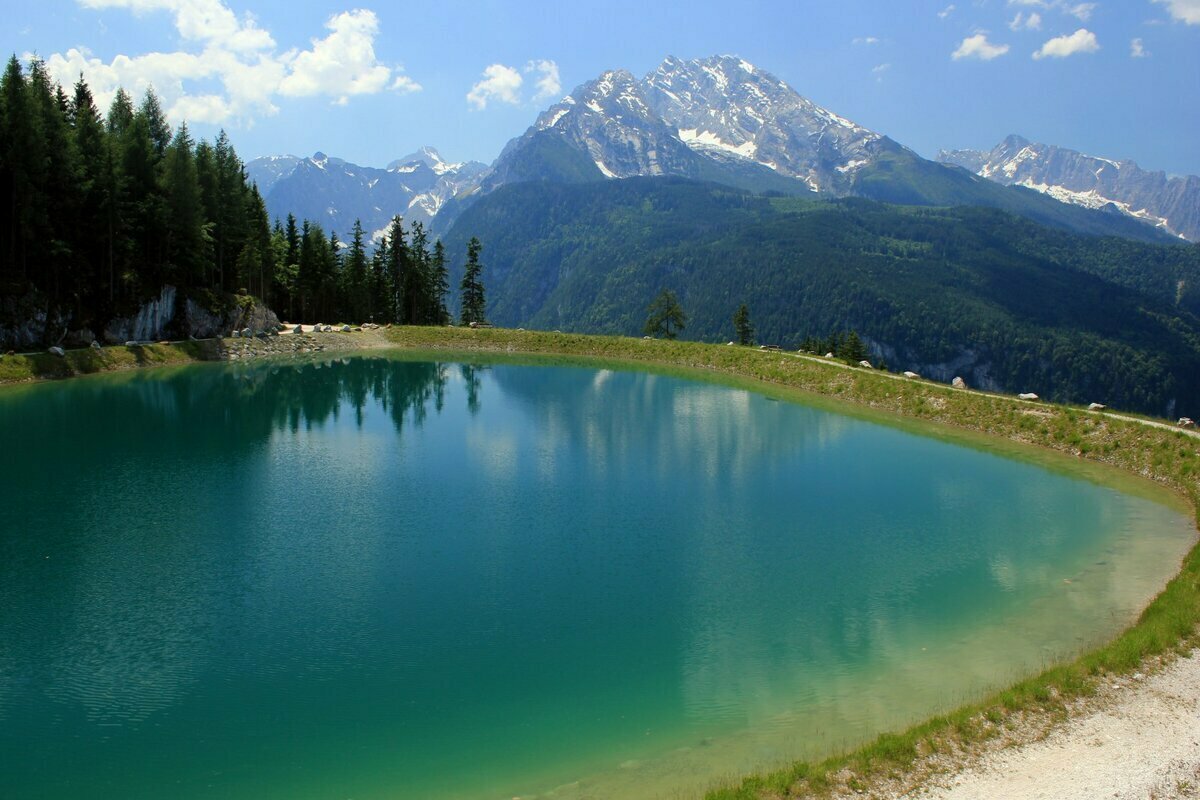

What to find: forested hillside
left=444, top=177, right=1200, bottom=416
left=0, top=58, right=459, bottom=346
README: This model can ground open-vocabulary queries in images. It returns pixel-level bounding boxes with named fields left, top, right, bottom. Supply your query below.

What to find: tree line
left=0, top=56, right=485, bottom=337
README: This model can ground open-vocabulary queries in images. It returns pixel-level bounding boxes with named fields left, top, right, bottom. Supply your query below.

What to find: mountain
left=938, top=135, right=1200, bottom=242
left=245, top=148, right=486, bottom=240
left=442, top=177, right=1200, bottom=417
left=244, top=58, right=1177, bottom=246
left=475, top=56, right=1174, bottom=243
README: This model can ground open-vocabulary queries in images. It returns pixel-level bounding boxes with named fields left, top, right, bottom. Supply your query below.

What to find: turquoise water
left=0, top=355, right=1193, bottom=799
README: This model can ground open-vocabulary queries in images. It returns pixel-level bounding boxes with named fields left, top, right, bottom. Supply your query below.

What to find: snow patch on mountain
left=939, top=135, right=1199, bottom=241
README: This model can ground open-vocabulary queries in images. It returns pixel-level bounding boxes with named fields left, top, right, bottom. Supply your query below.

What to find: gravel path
left=906, top=651, right=1200, bottom=800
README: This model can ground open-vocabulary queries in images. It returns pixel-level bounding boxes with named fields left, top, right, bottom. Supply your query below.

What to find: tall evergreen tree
left=344, top=219, right=369, bottom=323
left=459, top=237, right=486, bottom=325
left=431, top=239, right=449, bottom=325
left=733, top=303, right=754, bottom=345
left=162, top=122, right=207, bottom=285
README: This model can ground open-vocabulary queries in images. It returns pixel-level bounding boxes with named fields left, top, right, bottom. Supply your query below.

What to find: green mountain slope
left=444, top=177, right=1200, bottom=416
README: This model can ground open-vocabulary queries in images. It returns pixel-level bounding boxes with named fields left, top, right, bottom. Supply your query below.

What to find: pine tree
left=459, top=237, right=486, bottom=325
left=644, top=288, right=686, bottom=339
left=733, top=302, right=753, bottom=346
left=345, top=219, right=369, bottom=323
left=105, top=88, right=134, bottom=136
left=162, top=122, right=207, bottom=286
left=431, top=239, right=449, bottom=325
left=839, top=330, right=868, bottom=362
left=384, top=216, right=408, bottom=324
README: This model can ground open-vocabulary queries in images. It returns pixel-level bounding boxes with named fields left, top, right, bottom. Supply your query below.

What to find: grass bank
left=0, top=340, right=214, bottom=383
left=5, top=325, right=1198, bottom=797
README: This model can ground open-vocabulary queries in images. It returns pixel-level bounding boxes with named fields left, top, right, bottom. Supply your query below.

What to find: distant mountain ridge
left=246, top=56, right=1184, bottom=245
left=245, top=147, right=485, bottom=240
left=938, top=135, right=1200, bottom=242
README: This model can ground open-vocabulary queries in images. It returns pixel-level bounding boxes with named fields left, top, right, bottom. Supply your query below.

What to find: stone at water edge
left=1019, top=393, right=1040, bottom=401
left=824, top=352, right=834, bottom=358
left=952, top=376, right=968, bottom=389
left=90, top=340, right=102, bottom=350
left=1088, top=403, right=1107, bottom=411
left=903, top=371, right=920, bottom=379
left=293, top=325, right=303, bottom=334
left=231, top=330, right=240, bottom=338
left=240, top=328, right=252, bottom=338
left=859, top=360, right=873, bottom=369
left=341, top=325, right=352, bottom=332
left=48, top=346, right=65, bottom=357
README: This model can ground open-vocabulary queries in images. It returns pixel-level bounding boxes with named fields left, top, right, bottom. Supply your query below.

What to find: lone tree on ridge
left=644, top=289, right=687, bottom=340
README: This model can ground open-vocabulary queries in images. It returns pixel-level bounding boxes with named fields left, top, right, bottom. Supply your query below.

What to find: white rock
left=90, top=340, right=102, bottom=350
left=48, top=346, right=65, bottom=357
left=293, top=325, right=303, bottom=334
left=1088, top=403, right=1106, bottom=411
left=824, top=352, right=834, bottom=358
left=859, top=360, right=873, bottom=369
left=903, top=371, right=919, bottom=378
left=1019, top=393, right=1040, bottom=401
left=952, top=376, right=967, bottom=389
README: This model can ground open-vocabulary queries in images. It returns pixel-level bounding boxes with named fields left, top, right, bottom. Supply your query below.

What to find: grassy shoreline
left=4, top=326, right=1198, bottom=798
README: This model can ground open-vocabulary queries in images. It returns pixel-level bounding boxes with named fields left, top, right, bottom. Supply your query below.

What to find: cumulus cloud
left=1033, top=28, right=1100, bottom=59
left=1009, top=11, right=1043, bottom=30
left=1130, top=37, right=1148, bottom=57
left=952, top=33, right=1011, bottom=60
left=278, top=10, right=413, bottom=104
left=938, top=4, right=956, bottom=19
left=466, top=64, right=523, bottom=110
left=525, top=59, right=561, bottom=102
left=38, top=1, right=419, bottom=126
left=1153, top=0, right=1200, bottom=24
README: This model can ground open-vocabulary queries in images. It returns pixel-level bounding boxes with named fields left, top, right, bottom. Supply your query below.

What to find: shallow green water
left=0, top=355, right=1193, bottom=800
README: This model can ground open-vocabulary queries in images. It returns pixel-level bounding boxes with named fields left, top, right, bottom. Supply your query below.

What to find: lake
left=0, top=354, right=1193, bottom=799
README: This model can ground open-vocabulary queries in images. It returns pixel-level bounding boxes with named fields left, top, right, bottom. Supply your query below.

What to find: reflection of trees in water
left=1, top=357, right=469, bottom=463
left=460, top=363, right=484, bottom=415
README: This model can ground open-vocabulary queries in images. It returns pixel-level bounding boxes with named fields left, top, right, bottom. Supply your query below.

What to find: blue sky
left=4, top=0, right=1198, bottom=175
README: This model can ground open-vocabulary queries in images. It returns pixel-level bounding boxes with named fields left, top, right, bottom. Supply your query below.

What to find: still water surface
left=0, top=355, right=1193, bottom=799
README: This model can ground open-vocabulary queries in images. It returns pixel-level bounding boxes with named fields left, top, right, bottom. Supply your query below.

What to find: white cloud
left=1067, top=2, right=1096, bottom=20
left=1153, top=0, right=1200, bottom=24
left=871, top=62, right=890, bottom=83
left=938, top=4, right=956, bottom=19
left=1009, top=10, right=1043, bottom=29
left=1130, top=37, right=1148, bottom=57
left=525, top=59, right=561, bottom=102
left=466, top=64, right=523, bottom=110
left=39, top=1, right=419, bottom=127
left=1033, top=27, right=1100, bottom=58
left=852, top=36, right=880, bottom=45
left=278, top=10, right=414, bottom=103
left=952, top=33, right=1011, bottom=60
left=1006, top=0, right=1095, bottom=19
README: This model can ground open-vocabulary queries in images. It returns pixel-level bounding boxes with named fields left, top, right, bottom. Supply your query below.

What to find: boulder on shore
left=859, top=360, right=873, bottom=369
left=903, top=371, right=919, bottom=379
left=48, top=346, right=65, bottom=357
left=952, top=376, right=968, bottom=389
left=1088, top=403, right=1106, bottom=411
left=90, top=340, right=102, bottom=350
left=1019, top=393, right=1040, bottom=401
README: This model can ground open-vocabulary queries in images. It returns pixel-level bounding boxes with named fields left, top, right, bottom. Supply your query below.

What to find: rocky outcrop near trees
left=0, top=285, right=280, bottom=350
